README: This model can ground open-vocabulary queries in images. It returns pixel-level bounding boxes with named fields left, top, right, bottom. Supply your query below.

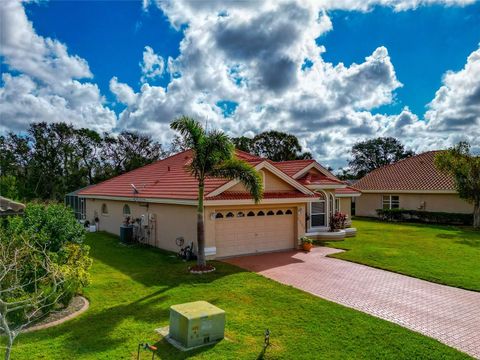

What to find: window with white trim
left=311, top=201, right=326, bottom=227
left=382, top=195, right=400, bottom=209
left=335, top=198, right=340, bottom=213
left=123, top=204, right=131, bottom=216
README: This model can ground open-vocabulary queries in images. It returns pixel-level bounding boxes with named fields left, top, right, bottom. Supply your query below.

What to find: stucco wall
left=355, top=193, right=473, bottom=217
left=229, top=168, right=295, bottom=192
left=339, top=198, right=352, bottom=219
left=85, top=199, right=197, bottom=252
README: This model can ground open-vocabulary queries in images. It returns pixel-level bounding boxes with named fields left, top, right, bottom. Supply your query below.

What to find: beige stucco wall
left=85, top=198, right=197, bottom=252
left=339, top=197, right=352, bottom=219
left=355, top=193, right=473, bottom=217
left=229, top=168, right=295, bottom=192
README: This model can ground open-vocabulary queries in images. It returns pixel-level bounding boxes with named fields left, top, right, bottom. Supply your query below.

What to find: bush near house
left=376, top=208, right=473, bottom=226
left=1, top=203, right=92, bottom=316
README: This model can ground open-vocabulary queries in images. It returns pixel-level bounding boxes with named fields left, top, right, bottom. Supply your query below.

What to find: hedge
left=375, top=208, right=473, bottom=225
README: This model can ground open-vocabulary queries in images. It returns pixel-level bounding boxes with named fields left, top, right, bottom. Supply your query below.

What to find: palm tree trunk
left=197, top=182, right=206, bottom=267
left=474, top=200, right=480, bottom=229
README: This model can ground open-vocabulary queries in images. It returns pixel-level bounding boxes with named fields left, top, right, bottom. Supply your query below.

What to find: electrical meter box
left=169, top=301, right=225, bottom=349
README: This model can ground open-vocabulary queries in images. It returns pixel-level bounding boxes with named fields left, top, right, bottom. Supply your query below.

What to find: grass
left=5, top=231, right=471, bottom=359
left=325, top=218, right=480, bottom=292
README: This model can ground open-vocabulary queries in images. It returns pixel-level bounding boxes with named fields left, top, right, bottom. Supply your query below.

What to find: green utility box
left=169, top=301, right=225, bottom=349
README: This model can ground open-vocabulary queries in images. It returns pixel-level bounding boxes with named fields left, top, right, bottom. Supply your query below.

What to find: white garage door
left=215, top=208, right=295, bottom=258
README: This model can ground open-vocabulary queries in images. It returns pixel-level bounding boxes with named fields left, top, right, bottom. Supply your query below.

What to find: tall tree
left=435, top=142, right=480, bottom=229
left=101, top=131, right=166, bottom=177
left=349, top=137, right=414, bottom=178
left=171, top=116, right=263, bottom=270
left=232, top=131, right=312, bottom=161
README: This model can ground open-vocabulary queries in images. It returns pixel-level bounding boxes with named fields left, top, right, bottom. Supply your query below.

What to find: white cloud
left=140, top=46, right=165, bottom=82
left=425, top=47, right=480, bottom=132
left=1, top=0, right=478, bottom=168
left=109, top=77, right=137, bottom=106
left=0, top=0, right=116, bottom=133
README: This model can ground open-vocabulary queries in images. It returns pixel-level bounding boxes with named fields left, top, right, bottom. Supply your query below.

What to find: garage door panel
left=215, top=208, right=295, bottom=257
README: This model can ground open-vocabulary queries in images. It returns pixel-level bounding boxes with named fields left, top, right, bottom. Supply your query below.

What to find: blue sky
left=1, top=0, right=479, bottom=166
left=23, top=1, right=480, bottom=116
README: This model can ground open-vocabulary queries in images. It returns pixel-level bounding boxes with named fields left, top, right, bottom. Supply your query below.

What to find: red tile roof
left=206, top=191, right=317, bottom=201
left=354, top=151, right=456, bottom=191
left=297, top=173, right=345, bottom=186
left=79, top=150, right=261, bottom=200
left=274, top=159, right=315, bottom=177
left=335, top=186, right=361, bottom=196
left=79, top=149, right=356, bottom=201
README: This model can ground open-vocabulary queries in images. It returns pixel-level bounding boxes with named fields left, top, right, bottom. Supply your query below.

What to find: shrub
left=329, top=212, right=347, bottom=232
left=7, top=203, right=85, bottom=252
left=376, top=208, right=473, bottom=225
left=1, top=203, right=91, bottom=312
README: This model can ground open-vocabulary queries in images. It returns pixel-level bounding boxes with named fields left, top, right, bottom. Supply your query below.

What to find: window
left=276, top=210, right=284, bottom=215
left=247, top=211, right=255, bottom=217
left=335, top=198, right=340, bottom=213
left=123, top=204, right=131, bottom=216
left=237, top=211, right=245, bottom=217
left=226, top=212, right=235, bottom=218
left=257, top=211, right=265, bottom=216
left=267, top=210, right=275, bottom=216
left=285, top=209, right=293, bottom=215
left=215, top=213, right=224, bottom=219
left=101, top=203, right=108, bottom=215
left=382, top=195, right=400, bottom=209
left=311, top=201, right=326, bottom=227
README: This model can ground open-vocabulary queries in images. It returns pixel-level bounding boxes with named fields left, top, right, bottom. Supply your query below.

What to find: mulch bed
left=23, top=296, right=89, bottom=332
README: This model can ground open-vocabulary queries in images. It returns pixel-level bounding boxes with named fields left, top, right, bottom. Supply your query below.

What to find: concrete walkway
left=224, top=247, right=480, bottom=359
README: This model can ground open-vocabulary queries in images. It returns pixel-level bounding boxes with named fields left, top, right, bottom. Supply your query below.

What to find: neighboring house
left=79, top=150, right=360, bottom=258
left=0, top=196, right=25, bottom=216
left=354, top=151, right=473, bottom=217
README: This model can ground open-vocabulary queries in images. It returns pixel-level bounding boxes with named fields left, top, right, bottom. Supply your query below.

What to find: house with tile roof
left=354, top=151, right=474, bottom=217
left=79, top=149, right=360, bottom=258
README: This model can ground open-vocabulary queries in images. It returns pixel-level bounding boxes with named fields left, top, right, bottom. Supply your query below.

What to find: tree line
left=0, top=122, right=167, bottom=201
left=0, top=121, right=420, bottom=202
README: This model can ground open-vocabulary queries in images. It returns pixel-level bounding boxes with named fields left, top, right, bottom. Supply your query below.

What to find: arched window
left=267, top=210, right=275, bottom=216
left=101, top=203, right=108, bottom=215
left=276, top=210, right=284, bottom=215
left=226, top=212, right=235, bottom=218
left=257, top=211, right=265, bottom=216
left=237, top=211, right=245, bottom=217
left=123, top=204, right=131, bottom=216
left=215, top=212, right=224, bottom=219
left=285, top=209, right=293, bottom=215
left=247, top=211, right=255, bottom=217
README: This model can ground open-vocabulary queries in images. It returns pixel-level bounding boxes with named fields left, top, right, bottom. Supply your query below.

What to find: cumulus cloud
left=1, top=0, right=478, bottom=168
left=140, top=46, right=165, bottom=82
left=425, top=47, right=480, bottom=132
left=0, top=0, right=116, bottom=133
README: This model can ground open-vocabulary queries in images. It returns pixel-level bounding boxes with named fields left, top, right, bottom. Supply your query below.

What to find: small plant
left=300, top=236, right=313, bottom=252
left=329, top=212, right=347, bottom=232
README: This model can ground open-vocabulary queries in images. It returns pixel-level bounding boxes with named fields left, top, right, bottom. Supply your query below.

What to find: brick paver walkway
left=224, top=247, right=480, bottom=359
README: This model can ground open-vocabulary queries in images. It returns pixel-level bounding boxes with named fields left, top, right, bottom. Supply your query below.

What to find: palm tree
left=171, top=116, right=264, bottom=269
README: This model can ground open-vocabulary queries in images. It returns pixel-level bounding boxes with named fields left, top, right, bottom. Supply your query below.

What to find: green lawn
left=325, top=218, right=480, bottom=292
left=6, top=232, right=471, bottom=359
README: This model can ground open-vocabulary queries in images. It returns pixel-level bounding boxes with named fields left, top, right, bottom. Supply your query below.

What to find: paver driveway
left=224, top=247, right=480, bottom=359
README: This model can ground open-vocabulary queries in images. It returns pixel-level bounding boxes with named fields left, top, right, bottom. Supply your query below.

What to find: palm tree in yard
left=171, top=116, right=264, bottom=270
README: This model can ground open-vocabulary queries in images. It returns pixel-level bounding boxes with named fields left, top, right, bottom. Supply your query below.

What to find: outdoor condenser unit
left=168, top=301, right=225, bottom=349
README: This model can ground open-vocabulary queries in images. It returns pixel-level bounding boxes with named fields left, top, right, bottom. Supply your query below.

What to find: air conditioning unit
left=169, top=301, right=225, bottom=349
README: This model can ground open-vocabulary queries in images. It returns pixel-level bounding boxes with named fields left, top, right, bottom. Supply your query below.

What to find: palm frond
left=210, top=158, right=263, bottom=203
left=170, top=116, right=205, bottom=151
